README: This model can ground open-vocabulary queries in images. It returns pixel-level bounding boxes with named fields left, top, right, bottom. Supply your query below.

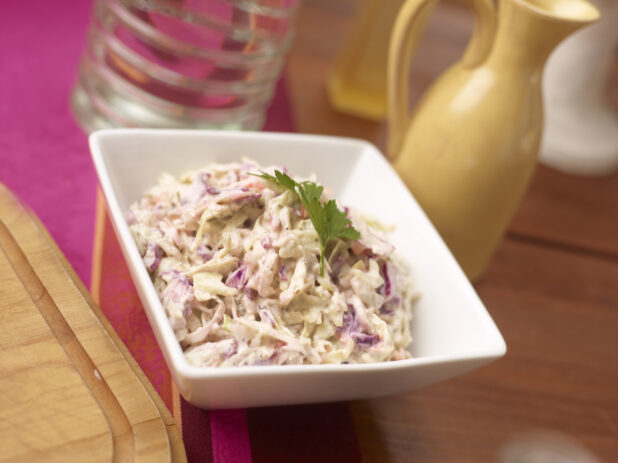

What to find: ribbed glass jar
left=71, top=0, right=299, bottom=132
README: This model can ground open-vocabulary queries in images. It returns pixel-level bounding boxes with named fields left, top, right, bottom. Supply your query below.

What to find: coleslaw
left=128, top=160, right=417, bottom=366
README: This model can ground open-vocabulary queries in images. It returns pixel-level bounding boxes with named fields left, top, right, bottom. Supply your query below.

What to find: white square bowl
left=90, top=128, right=506, bottom=409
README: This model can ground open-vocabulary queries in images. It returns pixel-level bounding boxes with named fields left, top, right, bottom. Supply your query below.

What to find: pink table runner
left=1, top=1, right=95, bottom=286
left=1, top=1, right=363, bottom=461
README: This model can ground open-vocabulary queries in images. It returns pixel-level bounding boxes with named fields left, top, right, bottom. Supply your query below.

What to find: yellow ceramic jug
left=327, top=0, right=405, bottom=120
left=387, top=0, right=599, bottom=281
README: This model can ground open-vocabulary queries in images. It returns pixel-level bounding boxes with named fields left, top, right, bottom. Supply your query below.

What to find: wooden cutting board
left=0, top=184, right=186, bottom=463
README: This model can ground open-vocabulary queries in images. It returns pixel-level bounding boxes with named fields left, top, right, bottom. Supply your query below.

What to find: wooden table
left=286, top=1, right=618, bottom=461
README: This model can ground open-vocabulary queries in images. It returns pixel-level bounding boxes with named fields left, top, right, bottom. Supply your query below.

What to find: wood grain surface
left=286, top=1, right=618, bottom=461
left=0, top=184, right=186, bottom=463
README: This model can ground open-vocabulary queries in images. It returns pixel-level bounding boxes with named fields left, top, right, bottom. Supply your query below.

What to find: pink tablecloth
left=1, top=2, right=364, bottom=462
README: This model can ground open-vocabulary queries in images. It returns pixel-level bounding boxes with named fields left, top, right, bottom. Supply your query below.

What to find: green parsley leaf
left=252, top=169, right=360, bottom=276
left=274, top=170, right=297, bottom=193
left=324, top=200, right=360, bottom=240
left=250, top=170, right=297, bottom=195
left=321, top=199, right=361, bottom=274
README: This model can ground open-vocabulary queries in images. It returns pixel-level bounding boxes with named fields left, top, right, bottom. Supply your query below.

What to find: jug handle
left=386, top=0, right=496, bottom=160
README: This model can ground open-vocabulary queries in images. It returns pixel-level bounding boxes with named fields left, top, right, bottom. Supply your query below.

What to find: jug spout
left=489, top=0, right=599, bottom=70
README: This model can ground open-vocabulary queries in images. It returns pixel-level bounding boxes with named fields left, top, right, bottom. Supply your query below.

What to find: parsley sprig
left=251, top=170, right=360, bottom=276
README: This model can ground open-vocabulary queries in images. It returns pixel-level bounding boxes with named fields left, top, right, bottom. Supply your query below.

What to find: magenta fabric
left=0, top=0, right=294, bottom=287
left=1, top=2, right=363, bottom=462
left=211, top=409, right=253, bottom=463
left=1, top=0, right=94, bottom=285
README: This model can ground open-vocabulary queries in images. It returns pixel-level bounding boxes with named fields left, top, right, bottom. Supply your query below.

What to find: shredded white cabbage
left=129, top=160, right=417, bottom=366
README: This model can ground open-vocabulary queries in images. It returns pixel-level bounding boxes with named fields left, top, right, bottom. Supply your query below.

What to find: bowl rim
left=89, top=128, right=507, bottom=381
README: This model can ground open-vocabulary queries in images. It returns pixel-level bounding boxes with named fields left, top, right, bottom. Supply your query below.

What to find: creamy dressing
left=129, top=160, right=416, bottom=367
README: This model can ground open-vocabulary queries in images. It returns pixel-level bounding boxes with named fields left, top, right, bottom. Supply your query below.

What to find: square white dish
left=90, top=128, right=506, bottom=409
